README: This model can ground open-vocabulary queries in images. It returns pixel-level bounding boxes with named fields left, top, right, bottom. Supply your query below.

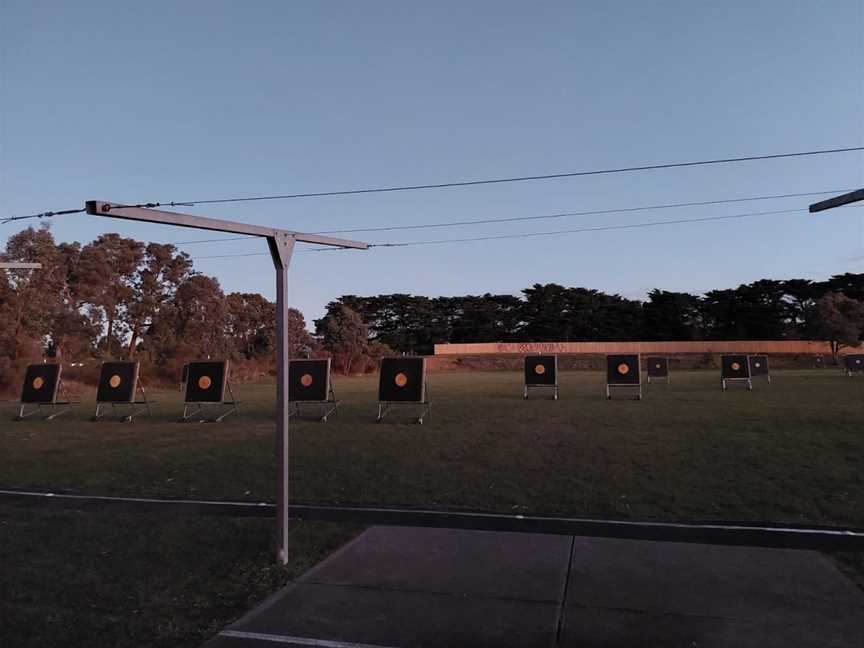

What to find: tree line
left=320, top=276, right=864, bottom=359
left=3, top=226, right=863, bottom=391
left=0, top=227, right=316, bottom=390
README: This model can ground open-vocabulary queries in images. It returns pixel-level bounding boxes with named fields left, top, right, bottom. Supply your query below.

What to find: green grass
left=1, top=369, right=863, bottom=647
left=0, top=506, right=358, bottom=648
left=2, top=369, right=862, bottom=526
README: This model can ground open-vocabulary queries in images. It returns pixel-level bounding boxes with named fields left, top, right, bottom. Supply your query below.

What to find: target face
left=845, top=354, right=864, bottom=372
left=607, top=354, right=640, bottom=385
left=525, top=356, right=557, bottom=385
left=379, top=357, right=425, bottom=402
left=749, top=355, right=769, bottom=377
left=721, top=355, right=750, bottom=380
left=184, top=361, right=228, bottom=403
left=646, top=357, right=669, bottom=377
left=21, top=364, right=62, bottom=404
left=96, top=362, right=139, bottom=403
left=289, top=359, right=330, bottom=401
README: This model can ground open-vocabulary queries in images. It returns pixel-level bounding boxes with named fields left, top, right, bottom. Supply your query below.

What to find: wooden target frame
left=93, top=361, right=152, bottom=422
left=377, top=356, right=431, bottom=424
left=720, top=354, right=752, bottom=391
left=645, top=356, right=670, bottom=385
left=523, top=355, right=559, bottom=400
left=181, top=360, right=239, bottom=423
left=844, top=354, right=864, bottom=377
left=606, top=354, right=642, bottom=400
left=15, top=364, right=75, bottom=421
left=748, top=355, right=771, bottom=384
left=288, top=358, right=338, bottom=423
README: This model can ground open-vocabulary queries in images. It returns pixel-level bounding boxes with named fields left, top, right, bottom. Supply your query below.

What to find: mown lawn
left=2, top=369, right=862, bottom=525
left=1, top=368, right=862, bottom=646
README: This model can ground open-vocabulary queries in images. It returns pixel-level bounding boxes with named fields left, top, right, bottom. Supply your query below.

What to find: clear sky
left=2, top=1, right=863, bottom=323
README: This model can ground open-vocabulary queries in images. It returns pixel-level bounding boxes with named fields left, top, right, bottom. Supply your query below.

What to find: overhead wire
left=170, top=188, right=853, bottom=246
left=188, top=204, right=864, bottom=259
left=1, top=207, right=85, bottom=225
left=161, top=146, right=864, bottom=206
left=3, top=144, right=861, bottom=225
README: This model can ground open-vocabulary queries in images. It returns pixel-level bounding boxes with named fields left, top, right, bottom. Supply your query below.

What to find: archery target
left=379, top=357, right=425, bottom=402
left=20, top=364, right=62, bottom=404
left=96, top=362, right=139, bottom=403
left=606, top=354, right=640, bottom=385
left=289, top=359, right=331, bottom=401
left=845, top=354, right=864, bottom=373
left=524, top=355, right=557, bottom=385
left=748, top=355, right=770, bottom=377
left=721, top=355, right=750, bottom=380
left=184, top=361, right=228, bottom=403
left=646, top=356, right=669, bottom=377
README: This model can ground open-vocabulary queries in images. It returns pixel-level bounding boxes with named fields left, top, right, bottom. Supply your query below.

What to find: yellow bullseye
left=731, top=362, right=740, bottom=371
left=617, top=363, right=630, bottom=375
left=109, top=375, right=122, bottom=388
left=300, top=374, right=313, bottom=387
left=198, top=376, right=212, bottom=390
left=33, top=377, right=44, bottom=390
left=534, top=364, right=546, bottom=375
left=395, top=372, right=408, bottom=387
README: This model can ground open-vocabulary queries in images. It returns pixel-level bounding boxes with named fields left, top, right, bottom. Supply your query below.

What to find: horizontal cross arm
left=809, top=188, right=864, bottom=213
left=84, top=201, right=368, bottom=249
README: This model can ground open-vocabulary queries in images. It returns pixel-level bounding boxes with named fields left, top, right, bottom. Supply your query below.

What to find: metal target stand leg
left=321, top=386, right=338, bottom=423
left=289, top=386, right=338, bottom=423
left=524, top=384, right=558, bottom=400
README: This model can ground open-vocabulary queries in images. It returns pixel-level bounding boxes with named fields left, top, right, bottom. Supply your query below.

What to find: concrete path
left=204, top=527, right=864, bottom=648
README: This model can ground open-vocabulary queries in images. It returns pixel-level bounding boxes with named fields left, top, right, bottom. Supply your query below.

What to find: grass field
left=2, top=368, right=863, bottom=646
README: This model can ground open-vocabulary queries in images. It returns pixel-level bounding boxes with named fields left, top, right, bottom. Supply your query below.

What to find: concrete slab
left=218, top=582, right=559, bottom=648
left=299, top=526, right=572, bottom=602
left=565, top=536, right=864, bottom=619
left=203, top=527, right=864, bottom=648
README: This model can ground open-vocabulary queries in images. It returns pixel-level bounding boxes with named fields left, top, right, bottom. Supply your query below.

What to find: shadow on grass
left=0, top=505, right=359, bottom=648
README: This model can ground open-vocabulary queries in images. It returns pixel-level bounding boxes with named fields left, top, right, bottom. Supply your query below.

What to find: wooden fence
left=434, top=341, right=860, bottom=356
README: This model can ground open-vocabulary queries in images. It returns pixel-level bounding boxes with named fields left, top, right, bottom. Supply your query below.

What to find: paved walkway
left=204, top=527, right=864, bottom=648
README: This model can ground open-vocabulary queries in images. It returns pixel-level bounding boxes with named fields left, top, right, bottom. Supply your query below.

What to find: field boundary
left=3, top=488, right=864, bottom=552
left=434, top=340, right=862, bottom=355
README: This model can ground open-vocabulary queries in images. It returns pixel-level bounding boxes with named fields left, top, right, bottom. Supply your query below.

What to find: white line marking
left=219, top=629, right=399, bottom=648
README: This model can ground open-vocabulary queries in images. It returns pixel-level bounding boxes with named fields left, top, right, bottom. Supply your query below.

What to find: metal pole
left=270, top=234, right=295, bottom=564
left=85, top=201, right=365, bottom=564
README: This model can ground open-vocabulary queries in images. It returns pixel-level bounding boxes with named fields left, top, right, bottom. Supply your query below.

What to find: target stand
left=524, top=355, right=559, bottom=400
left=844, top=354, right=864, bottom=377
left=93, top=361, right=152, bottom=422
left=181, top=360, right=239, bottom=423
left=288, top=358, right=338, bottom=422
left=15, top=364, right=75, bottom=421
left=721, top=355, right=752, bottom=391
left=645, top=356, right=670, bottom=385
left=748, top=355, right=771, bottom=384
left=377, top=357, right=430, bottom=424
left=606, top=354, right=642, bottom=400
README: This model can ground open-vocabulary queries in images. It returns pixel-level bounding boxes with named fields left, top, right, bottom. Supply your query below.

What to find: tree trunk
left=106, top=315, right=114, bottom=357
left=127, top=323, right=140, bottom=359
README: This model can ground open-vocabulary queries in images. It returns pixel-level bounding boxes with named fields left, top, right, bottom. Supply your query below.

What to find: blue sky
left=2, top=1, right=862, bottom=323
